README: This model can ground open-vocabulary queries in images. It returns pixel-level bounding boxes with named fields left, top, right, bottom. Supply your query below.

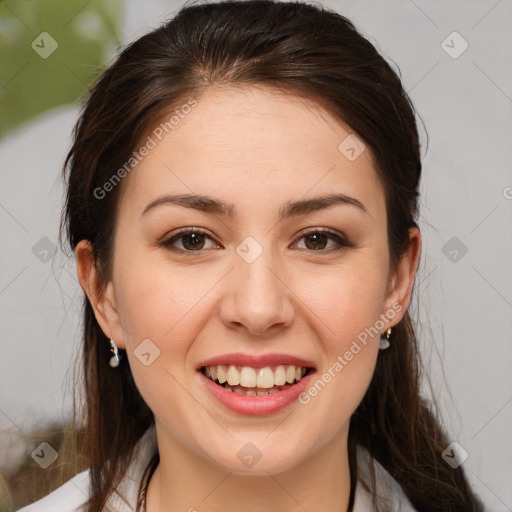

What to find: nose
left=219, top=244, right=295, bottom=337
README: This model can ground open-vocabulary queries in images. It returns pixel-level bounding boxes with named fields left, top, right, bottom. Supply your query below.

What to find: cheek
left=296, top=269, right=384, bottom=436
left=301, top=255, right=389, bottom=347
left=113, top=252, right=207, bottom=354
left=294, top=252, right=388, bottom=418
left=112, top=255, right=209, bottom=415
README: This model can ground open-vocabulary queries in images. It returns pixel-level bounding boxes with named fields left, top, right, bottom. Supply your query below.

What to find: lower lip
left=199, top=370, right=315, bottom=416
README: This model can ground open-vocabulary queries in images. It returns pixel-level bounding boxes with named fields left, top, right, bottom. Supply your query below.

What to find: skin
left=76, top=85, right=421, bottom=512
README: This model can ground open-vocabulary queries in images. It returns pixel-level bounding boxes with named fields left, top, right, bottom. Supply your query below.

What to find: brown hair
left=60, top=1, right=484, bottom=510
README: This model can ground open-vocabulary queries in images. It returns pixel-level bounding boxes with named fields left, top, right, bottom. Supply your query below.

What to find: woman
left=18, top=0, right=485, bottom=510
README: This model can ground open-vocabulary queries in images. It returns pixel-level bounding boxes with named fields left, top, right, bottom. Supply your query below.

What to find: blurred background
left=0, top=0, right=511, bottom=510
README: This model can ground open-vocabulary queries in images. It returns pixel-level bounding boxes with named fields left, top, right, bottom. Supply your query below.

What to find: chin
left=200, top=436, right=311, bottom=476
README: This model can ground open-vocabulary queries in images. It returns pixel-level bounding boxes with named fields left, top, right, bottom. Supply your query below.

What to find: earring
left=109, top=338, right=120, bottom=367
left=379, top=327, right=392, bottom=351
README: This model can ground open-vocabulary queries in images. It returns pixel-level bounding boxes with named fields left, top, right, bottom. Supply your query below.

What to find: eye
left=160, top=228, right=220, bottom=252
left=160, top=227, right=353, bottom=254
left=294, top=229, right=353, bottom=252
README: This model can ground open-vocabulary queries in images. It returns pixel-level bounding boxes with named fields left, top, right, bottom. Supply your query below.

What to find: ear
left=75, top=240, right=127, bottom=350
left=381, top=227, right=421, bottom=327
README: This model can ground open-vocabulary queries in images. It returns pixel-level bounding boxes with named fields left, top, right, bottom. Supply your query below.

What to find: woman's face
left=79, top=85, right=419, bottom=475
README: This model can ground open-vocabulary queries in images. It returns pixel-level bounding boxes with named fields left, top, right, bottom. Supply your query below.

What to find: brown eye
left=181, top=232, right=206, bottom=250
left=161, top=228, right=219, bottom=252
left=296, top=229, right=353, bottom=252
left=304, top=233, right=329, bottom=251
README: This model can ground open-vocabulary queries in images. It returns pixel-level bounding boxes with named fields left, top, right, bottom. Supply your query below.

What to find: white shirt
left=17, top=425, right=416, bottom=511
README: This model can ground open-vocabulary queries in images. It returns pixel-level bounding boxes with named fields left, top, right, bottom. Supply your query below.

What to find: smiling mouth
left=201, top=364, right=314, bottom=396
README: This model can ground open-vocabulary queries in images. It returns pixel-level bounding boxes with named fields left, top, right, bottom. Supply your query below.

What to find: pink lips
left=197, top=352, right=316, bottom=416
left=197, top=352, right=315, bottom=369
left=200, top=371, right=315, bottom=416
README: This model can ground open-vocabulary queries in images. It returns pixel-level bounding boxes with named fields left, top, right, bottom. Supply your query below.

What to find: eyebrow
left=140, top=192, right=369, bottom=220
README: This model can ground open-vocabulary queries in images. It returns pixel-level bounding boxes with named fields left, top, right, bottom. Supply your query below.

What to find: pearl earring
left=379, top=327, right=392, bottom=351
left=109, top=338, right=120, bottom=367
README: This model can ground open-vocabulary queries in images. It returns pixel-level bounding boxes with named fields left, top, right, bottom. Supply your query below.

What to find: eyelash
left=160, top=227, right=354, bottom=254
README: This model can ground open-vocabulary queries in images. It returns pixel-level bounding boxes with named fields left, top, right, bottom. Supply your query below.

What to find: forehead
left=119, top=85, right=385, bottom=219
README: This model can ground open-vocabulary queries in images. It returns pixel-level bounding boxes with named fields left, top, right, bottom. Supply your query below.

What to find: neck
left=146, top=421, right=352, bottom=512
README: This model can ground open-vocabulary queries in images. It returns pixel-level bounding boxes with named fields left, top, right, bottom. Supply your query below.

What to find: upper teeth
left=203, top=364, right=308, bottom=388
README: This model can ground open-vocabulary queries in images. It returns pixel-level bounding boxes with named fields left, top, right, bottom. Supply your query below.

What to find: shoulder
left=16, top=424, right=158, bottom=512
left=353, top=445, right=417, bottom=512
left=15, top=469, right=90, bottom=512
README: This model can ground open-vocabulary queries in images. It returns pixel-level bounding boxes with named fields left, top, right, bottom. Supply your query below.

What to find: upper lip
left=197, top=353, right=315, bottom=370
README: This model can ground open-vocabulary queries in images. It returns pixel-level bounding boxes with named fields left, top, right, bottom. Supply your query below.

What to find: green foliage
left=0, top=0, right=123, bottom=138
